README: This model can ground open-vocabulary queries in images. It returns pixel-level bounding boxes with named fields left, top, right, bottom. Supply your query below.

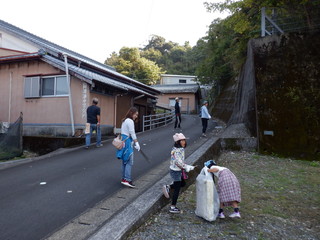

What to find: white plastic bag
left=195, top=167, right=220, bottom=221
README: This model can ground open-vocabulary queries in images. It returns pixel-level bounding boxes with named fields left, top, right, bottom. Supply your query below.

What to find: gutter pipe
left=63, top=53, right=75, bottom=136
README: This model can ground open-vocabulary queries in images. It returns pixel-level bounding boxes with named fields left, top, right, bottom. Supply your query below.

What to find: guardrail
left=142, top=110, right=175, bottom=132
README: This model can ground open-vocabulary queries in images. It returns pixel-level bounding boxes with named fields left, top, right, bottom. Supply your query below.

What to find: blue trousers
left=122, top=154, right=134, bottom=181
left=85, top=124, right=101, bottom=147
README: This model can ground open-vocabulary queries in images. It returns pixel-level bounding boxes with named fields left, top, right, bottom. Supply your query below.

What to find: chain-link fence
left=262, top=2, right=320, bottom=36
left=0, top=113, right=23, bottom=160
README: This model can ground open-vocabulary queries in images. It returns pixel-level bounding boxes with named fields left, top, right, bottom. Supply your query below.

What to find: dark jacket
left=175, top=101, right=180, bottom=115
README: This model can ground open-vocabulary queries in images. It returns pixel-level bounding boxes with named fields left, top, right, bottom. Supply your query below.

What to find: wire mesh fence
left=262, top=2, right=320, bottom=35
left=0, top=113, right=23, bottom=160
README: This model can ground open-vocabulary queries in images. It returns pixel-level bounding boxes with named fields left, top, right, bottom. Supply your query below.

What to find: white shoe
left=229, top=212, right=241, bottom=218
left=162, top=185, right=170, bottom=198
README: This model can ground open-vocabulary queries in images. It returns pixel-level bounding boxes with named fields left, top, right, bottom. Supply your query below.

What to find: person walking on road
left=174, top=97, right=181, bottom=129
left=162, top=133, right=195, bottom=213
left=205, top=160, right=241, bottom=218
left=85, top=97, right=102, bottom=148
left=116, top=107, right=140, bottom=188
left=200, top=100, right=211, bottom=137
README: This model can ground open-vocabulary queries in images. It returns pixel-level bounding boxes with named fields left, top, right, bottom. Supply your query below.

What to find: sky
left=1, top=0, right=228, bottom=63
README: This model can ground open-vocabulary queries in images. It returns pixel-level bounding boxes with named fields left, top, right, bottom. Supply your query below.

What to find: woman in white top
left=116, top=107, right=140, bottom=188
left=200, top=100, right=211, bottom=137
left=205, top=160, right=241, bottom=218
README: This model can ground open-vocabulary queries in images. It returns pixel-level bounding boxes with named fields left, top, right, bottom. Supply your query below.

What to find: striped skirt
left=217, top=169, right=241, bottom=206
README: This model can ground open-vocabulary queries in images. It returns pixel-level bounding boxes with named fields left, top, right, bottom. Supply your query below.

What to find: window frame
left=24, top=76, right=40, bottom=98
left=41, top=75, right=69, bottom=97
left=24, top=75, right=69, bottom=99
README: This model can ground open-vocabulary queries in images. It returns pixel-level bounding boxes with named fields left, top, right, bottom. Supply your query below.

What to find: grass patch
left=128, top=151, right=320, bottom=240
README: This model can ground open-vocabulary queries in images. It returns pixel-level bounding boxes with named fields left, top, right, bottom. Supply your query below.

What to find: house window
left=179, top=79, right=186, bottom=84
left=42, top=76, right=68, bottom=96
left=24, top=75, right=68, bottom=98
left=24, top=77, right=40, bottom=98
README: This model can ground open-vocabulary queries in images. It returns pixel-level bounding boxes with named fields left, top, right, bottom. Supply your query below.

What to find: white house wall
left=161, top=75, right=196, bottom=85
left=0, top=30, right=39, bottom=53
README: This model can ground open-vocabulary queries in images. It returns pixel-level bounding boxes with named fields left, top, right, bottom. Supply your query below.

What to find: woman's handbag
left=112, top=135, right=128, bottom=150
left=181, top=169, right=188, bottom=180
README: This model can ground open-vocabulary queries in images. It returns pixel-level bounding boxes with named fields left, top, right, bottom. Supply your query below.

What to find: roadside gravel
left=127, top=151, right=320, bottom=240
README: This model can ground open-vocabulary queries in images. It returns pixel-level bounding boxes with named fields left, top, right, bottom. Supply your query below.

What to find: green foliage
left=197, top=0, right=319, bottom=91
left=104, top=0, right=319, bottom=87
left=105, top=47, right=164, bottom=85
left=105, top=35, right=198, bottom=84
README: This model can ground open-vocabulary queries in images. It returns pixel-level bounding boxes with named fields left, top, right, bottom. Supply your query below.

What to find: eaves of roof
left=42, top=55, right=158, bottom=98
left=151, top=84, right=200, bottom=94
left=160, top=74, right=196, bottom=78
left=0, top=52, right=40, bottom=63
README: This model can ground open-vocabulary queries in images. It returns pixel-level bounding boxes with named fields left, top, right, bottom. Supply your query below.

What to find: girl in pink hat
left=162, top=133, right=195, bottom=213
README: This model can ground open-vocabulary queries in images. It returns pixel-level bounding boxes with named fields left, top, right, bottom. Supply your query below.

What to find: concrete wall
left=213, top=32, right=320, bottom=160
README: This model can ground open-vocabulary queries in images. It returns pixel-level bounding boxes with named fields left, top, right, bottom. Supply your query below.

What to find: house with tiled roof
left=152, top=74, right=201, bottom=114
left=0, top=19, right=160, bottom=137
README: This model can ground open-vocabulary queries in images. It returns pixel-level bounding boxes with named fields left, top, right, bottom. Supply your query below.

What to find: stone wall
left=254, top=33, right=320, bottom=160
left=213, top=32, right=320, bottom=160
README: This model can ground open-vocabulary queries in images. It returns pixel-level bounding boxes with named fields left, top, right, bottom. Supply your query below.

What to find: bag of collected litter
left=195, top=167, right=220, bottom=221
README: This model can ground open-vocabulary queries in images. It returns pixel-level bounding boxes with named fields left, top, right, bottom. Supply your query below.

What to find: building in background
left=0, top=19, right=160, bottom=137
left=152, top=74, right=201, bottom=114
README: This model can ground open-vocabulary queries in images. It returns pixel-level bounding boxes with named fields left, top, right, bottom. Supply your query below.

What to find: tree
left=105, top=47, right=163, bottom=85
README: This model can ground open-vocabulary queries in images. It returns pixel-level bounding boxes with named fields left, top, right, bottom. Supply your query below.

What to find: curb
left=89, top=136, right=221, bottom=240
left=0, top=139, right=111, bottom=170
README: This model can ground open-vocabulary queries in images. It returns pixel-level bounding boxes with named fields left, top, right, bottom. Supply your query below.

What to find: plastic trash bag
left=195, top=167, right=220, bottom=221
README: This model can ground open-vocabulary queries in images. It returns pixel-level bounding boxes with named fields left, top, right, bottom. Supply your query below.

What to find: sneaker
left=127, top=181, right=136, bottom=188
left=169, top=206, right=180, bottom=213
left=121, top=179, right=127, bottom=185
left=162, top=185, right=170, bottom=198
left=202, top=133, right=207, bottom=137
left=96, top=144, right=103, bottom=148
left=218, top=212, right=226, bottom=219
left=84, top=146, right=89, bottom=149
left=229, top=212, right=241, bottom=218
left=121, top=180, right=136, bottom=188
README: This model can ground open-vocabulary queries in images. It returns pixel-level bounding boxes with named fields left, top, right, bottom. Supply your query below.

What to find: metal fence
left=261, top=3, right=320, bottom=37
left=142, top=110, right=175, bottom=132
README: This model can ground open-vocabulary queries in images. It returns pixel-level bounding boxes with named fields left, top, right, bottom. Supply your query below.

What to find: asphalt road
left=0, top=115, right=215, bottom=240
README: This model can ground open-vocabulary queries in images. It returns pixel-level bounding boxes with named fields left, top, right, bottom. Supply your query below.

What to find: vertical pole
left=20, top=112, right=23, bottom=154
left=142, top=115, right=145, bottom=132
left=8, top=72, right=12, bottom=123
left=150, top=116, right=152, bottom=131
left=261, top=7, right=266, bottom=37
left=63, top=53, right=75, bottom=136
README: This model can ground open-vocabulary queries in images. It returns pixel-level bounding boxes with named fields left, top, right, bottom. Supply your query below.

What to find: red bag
left=182, top=169, right=188, bottom=180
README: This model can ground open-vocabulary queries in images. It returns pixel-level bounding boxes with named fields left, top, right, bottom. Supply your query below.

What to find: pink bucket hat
left=173, top=133, right=186, bottom=142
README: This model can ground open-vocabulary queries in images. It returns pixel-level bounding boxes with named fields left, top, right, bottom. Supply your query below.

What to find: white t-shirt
left=210, top=166, right=227, bottom=177
left=121, top=118, right=137, bottom=140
